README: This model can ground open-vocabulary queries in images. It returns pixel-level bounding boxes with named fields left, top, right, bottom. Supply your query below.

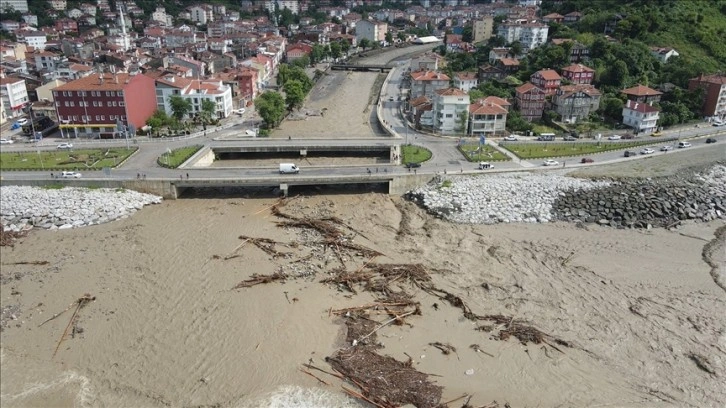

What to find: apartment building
left=0, top=74, right=29, bottom=120
left=688, top=74, right=726, bottom=122
left=496, top=21, right=548, bottom=51
left=622, top=99, right=659, bottom=135
left=433, top=87, right=470, bottom=135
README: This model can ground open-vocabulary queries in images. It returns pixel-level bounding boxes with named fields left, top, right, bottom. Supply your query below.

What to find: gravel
left=0, top=186, right=162, bottom=232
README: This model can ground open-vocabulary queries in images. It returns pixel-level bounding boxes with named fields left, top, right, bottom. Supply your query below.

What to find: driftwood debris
left=236, top=235, right=289, bottom=258
left=687, top=352, right=716, bottom=375
left=327, top=347, right=443, bottom=408
left=429, top=341, right=457, bottom=355
left=3, top=260, right=50, bottom=266
left=231, top=272, right=287, bottom=289
left=0, top=225, right=28, bottom=247
left=51, top=294, right=95, bottom=358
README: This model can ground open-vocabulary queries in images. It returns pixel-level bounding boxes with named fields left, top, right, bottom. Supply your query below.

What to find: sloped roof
left=470, top=101, right=508, bottom=115
left=621, top=84, right=662, bottom=96
left=411, top=70, right=450, bottom=81
left=558, top=84, right=601, bottom=98
left=435, top=87, right=468, bottom=97
left=515, top=82, right=542, bottom=94
left=533, top=69, right=561, bottom=81
left=481, top=96, right=511, bottom=107
left=562, top=63, right=595, bottom=73
left=624, top=99, right=660, bottom=113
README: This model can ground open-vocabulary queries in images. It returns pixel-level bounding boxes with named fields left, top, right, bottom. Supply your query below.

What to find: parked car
left=678, top=141, right=692, bottom=148
left=503, top=135, right=518, bottom=141
left=652, top=131, right=663, bottom=136
left=0, top=138, right=13, bottom=144
left=640, top=148, right=655, bottom=155
left=478, top=162, right=494, bottom=170
left=660, top=145, right=673, bottom=151
left=580, top=157, right=594, bottom=163
left=705, top=138, right=717, bottom=144
left=608, top=135, right=622, bottom=140
left=388, top=97, right=394, bottom=101
left=60, top=171, right=82, bottom=178
left=563, top=135, right=577, bottom=141
left=405, top=162, right=421, bottom=168
left=622, top=134, right=635, bottom=139
left=624, top=150, right=636, bottom=157
left=234, top=108, right=246, bottom=115
left=543, top=159, right=559, bottom=166
left=57, top=143, right=73, bottom=149
left=16, top=118, right=28, bottom=126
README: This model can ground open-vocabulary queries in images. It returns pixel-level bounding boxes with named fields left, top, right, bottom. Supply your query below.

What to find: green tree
left=468, top=89, right=484, bottom=101
left=283, top=80, right=306, bottom=110
left=506, top=110, right=533, bottom=133
left=329, top=41, right=342, bottom=60
left=457, top=110, right=469, bottom=135
left=169, top=95, right=192, bottom=120
left=311, top=44, right=326, bottom=64
left=397, top=32, right=406, bottom=42
left=277, top=64, right=313, bottom=92
left=462, top=26, right=473, bottom=43
left=600, top=96, right=625, bottom=122
left=385, top=31, right=393, bottom=44
left=291, top=55, right=310, bottom=68
left=508, top=41, right=523, bottom=58
left=359, top=38, right=371, bottom=51
left=341, top=39, right=351, bottom=54
left=199, top=99, right=216, bottom=125
left=255, top=92, right=286, bottom=129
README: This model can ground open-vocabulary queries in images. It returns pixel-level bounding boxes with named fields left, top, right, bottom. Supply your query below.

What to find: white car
left=607, top=135, right=622, bottom=140
left=503, top=135, right=518, bottom=141
left=57, top=143, right=73, bottom=149
left=678, top=141, right=692, bottom=148
left=640, top=148, right=655, bottom=155
left=60, top=171, right=81, bottom=178
left=660, top=145, right=673, bottom=151
left=16, top=118, right=28, bottom=126
left=543, top=159, right=559, bottom=166
left=0, top=138, right=13, bottom=144
left=234, top=108, right=246, bottom=115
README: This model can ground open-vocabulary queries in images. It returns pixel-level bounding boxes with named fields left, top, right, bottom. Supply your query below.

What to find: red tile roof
left=411, top=70, right=450, bottom=81
left=481, top=96, right=510, bottom=107
left=435, top=87, right=468, bottom=96
left=621, top=84, right=662, bottom=96
left=534, top=69, right=561, bottom=81
left=624, top=99, right=659, bottom=113
left=469, top=101, right=508, bottom=115
left=54, top=73, right=135, bottom=91
left=562, top=63, right=594, bottom=73
left=515, top=82, right=542, bottom=94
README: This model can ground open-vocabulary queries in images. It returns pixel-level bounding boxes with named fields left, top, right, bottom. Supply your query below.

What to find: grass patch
left=501, top=139, right=676, bottom=159
left=441, top=180, right=452, bottom=188
left=458, top=143, right=510, bottom=162
left=158, top=145, right=203, bottom=169
left=0, top=148, right=137, bottom=171
left=531, top=124, right=559, bottom=135
left=42, top=184, right=65, bottom=190
left=401, top=144, right=432, bottom=164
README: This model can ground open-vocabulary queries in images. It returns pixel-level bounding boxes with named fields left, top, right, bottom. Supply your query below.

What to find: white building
left=151, top=7, right=173, bottom=26
left=189, top=5, right=214, bottom=25
left=49, top=0, right=66, bottom=11
left=468, top=97, right=508, bottom=136
left=17, top=30, right=47, bottom=50
left=496, top=21, right=549, bottom=51
left=155, top=75, right=233, bottom=119
left=453, top=71, right=478, bottom=92
left=650, top=47, right=679, bottom=63
left=433, top=87, right=470, bottom=135
left=0, top=0, right=28, bottom=12
left=0, top=74, right=29, bottom=119
left=473, top=16, right=493, bottom=43
left=264, top=0, right=299, bottom=15
left=622, top=99, right=660, bottom=135
left=356, top=19, right=388, bottom=44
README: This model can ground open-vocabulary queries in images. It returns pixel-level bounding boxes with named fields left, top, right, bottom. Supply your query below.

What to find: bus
left=536, top=133, right=556, bottom=141
left=22, top=116, right=59, bottom=139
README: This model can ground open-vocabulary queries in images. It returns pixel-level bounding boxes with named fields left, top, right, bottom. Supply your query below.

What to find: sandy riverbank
left=1, top=186, right=724, bottom=407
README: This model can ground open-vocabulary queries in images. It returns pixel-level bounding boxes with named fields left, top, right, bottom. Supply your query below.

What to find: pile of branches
left=0, top=225, right=28, bottom=247
left=231, top=272, right=287, bottom=289
left=327, top=347, right=443, bottom=408
left=476, top=314, right=570, bottom=350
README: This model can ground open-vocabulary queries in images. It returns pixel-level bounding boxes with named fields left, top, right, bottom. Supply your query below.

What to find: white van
left=678, top=141, right=692, bottom=148
left=279, top=163, right=299, bottom=174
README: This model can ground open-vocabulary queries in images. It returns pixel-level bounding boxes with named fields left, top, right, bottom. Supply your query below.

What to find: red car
left=581, top=158, right=594, bottom=163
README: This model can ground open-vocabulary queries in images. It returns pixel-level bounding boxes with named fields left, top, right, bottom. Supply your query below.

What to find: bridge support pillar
left=280, top=183, right=289, bottom=197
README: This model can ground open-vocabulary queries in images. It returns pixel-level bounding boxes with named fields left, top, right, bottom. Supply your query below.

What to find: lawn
left=401, top=144, right=432, bottom=164
left=501, top=139, right=676, bottom=159
left=458, top=143, right=510, bottom=162
left=158, top=145, right=203, bottom=168
left=0, top=148, right=137, bottom=171
left=531, top=124, right=559, bottom=135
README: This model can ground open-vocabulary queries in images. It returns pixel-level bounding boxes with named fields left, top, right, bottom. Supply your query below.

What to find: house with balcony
left=410, top=70, right=450, bottom=99
left=622, top=99, right=659, bottom=135
left=488, top=47, right=511, bottom=64
left=155, top=75, right=233, bottom=120
left=433, top=87, right=470, bottom=135
left=496, top=20, right=548, bottom=51
left=515, top=82, right=545, bottom=121
left=621, top=84, right=662, bottom=104
left=409, top=95, right=433, bottom=128
left=478, top=64, right=506, bottom=82
left=530, top=69, right=561, bottom=96
left=0, top=74, right=29, bottom=120
left=453, top=71, right=478, bottom=92
left=688, top=74, right=726, bottom=122
left=561, top=63, right=595, bottom=85
left=285, top=42, right=313, bottom=62
left=551, top=84, right=601, bottom=123
left=469, top=98, right=508, bottom=136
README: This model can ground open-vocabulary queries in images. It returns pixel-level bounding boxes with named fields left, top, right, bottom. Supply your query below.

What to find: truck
left=22, top=117, right=58, bottom=139
left=279, top=163, right=299, bottom=174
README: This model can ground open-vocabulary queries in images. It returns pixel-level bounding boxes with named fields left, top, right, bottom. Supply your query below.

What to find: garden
left=458, top=143, right=510, bottom=162
left=0, top=148, right=137, bottom=171
left=500, top=139, right=676, bottom=159
left=401, top=144, right=432, bottom=164
left=157, top=145, right=203, bottom=169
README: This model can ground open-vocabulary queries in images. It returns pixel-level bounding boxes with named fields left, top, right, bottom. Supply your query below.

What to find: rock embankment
left=406, top=173, right=611, bottom=224
left=0, top=186, right=162, bottom=232
left=552, top=165, right=726, bottom=228
left=407, top=164, right=726, bottom=228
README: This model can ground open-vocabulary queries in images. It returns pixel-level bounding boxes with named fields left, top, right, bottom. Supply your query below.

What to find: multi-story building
left=530, top=69, right=561, bottom=96
left=155, top=75, right=233, bottom=120
left=472, top=16, right=493, bottom=43
left=453, top=71, right=478, bottom=92
left=189, top=4, right=214, bottom=25
left=355, top=19, right=388, bottom=44
left=551, top=84, right=601, bottom=123
left=49, top=0, right=66, bottom=10
left=16, top=30, right=47, bottom=50
left=151, top=7, right=173, bottom=26
left=621, top=84, right=662, bottom=104
left=688, top=74, right=726, bottom=122
left=0, top=97, right=7, bottom=125
left=410, top=70, right=450, bottom=99
left=33, top=51, right=66, bottom=72
left=410, top=53, right=442, bottom=71
left=560, top=63, right=595, bottom=85
left=469, top=98, right=508, bottom=136
left=622, top=99, right=659, bottom=135
left=263, top=0, right=300, bottom=15
left=433, top=87, right=470, bottom=135
left=52, top=73, right=157, bottom=138
left=496, top=21, right=548, bottom=51
left=0, top=74, right=29, bottom=120
left=0, top=0, right=28, bottom=12
left=515, top=82, right=544, bottom=121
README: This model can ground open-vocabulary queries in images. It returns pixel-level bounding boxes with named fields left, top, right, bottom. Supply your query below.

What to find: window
left=100, top=115, right=105, bottom=121
left=119, top=101, right=125, bottom=107
left=117, top=91, right=122, bottom=97
left=73, top=115, right=78, bottom=121
left=64, top=101, right=69, bottom=106
left=121, top=115, right=127, bottom=121
left=96, top=115, right=100, bottom=121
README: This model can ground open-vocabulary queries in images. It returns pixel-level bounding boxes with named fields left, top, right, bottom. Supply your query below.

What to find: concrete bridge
left=330, top=64, right=392, bottom=72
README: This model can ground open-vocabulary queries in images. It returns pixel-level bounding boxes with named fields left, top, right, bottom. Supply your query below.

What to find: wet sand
left=1, top=191, right=724, bottom=407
